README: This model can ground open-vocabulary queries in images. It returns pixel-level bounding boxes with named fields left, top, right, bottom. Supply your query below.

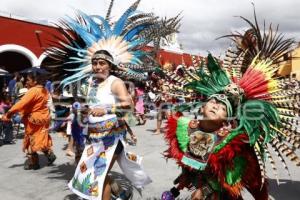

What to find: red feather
left=239, top=73, right=265, bottom=91
left=232, top=76, right=238, bottom=84
left=245, top=84, right=269, bottom=98
left=208, top=134, right=268, bottom=199
left=238, top=68, right=274, bottom=99
left=239, top=69, right=263, bottom=84
left=241, top=64, right=255, bottom=78
left=209, top=134, right=248, bottom=183
left=163, top=114, right=184, bottom=163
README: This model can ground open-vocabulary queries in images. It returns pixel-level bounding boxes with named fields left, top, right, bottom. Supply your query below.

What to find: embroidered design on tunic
left=72, top=173, right=98, bottom=197
left=87, top=145, right=94, bottom=157
left=94, top=152, right=107, bottom=177
left=80, top=161, right=87, bottom=173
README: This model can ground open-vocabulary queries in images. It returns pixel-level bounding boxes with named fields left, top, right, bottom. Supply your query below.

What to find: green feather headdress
left=185, top=53, right=280, bottom=147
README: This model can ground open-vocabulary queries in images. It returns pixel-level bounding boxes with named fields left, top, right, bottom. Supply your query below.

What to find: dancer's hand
left=130, top=134, right=137, bottom=144
left=90, top=108, right=107, bottom=117
left=1, top=114, right=10, bottom=122
left=191, top=189, right=204, bottom=200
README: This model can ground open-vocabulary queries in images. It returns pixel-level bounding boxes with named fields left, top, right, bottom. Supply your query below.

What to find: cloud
left=2, top=0, right=300, bottom=56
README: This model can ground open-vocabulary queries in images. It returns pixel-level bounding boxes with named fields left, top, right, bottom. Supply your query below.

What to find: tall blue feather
left=77, top=10, right=104, bottom=40
left=113, top=9, right=136, bottom=35
left=124, top=24, right=147, bottom=41
left=90, top=15, right=112, bottom=38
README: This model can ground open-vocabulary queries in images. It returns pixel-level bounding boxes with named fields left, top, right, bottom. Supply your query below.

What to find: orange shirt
left=7, top=86, right=52, bottom=152
left=8, top=85, right=50, bottom=123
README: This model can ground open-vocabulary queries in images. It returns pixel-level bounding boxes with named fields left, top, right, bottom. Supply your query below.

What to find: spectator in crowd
left=14, top=76, right=24, bottom=101
left=8, top=73, right=18, bottom=99
left=154, top=79, right=172, bottom=135
left=1, top=82, right=8, bottom=94
left=135, top=83, right=146, bottom=125
left=0, top=94, right=14, bottom=145
left=1, top=72, right=56, bottom=170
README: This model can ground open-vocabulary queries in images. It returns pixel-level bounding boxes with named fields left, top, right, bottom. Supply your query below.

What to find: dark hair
left=0, top=93, right=11, bottom=103
left=14, top=72, right=20, bottom=78
left=27, top=72, right=46, bottom=85
left=16, top=75, right=22, bottom=82
left=135, top=81, right=146, bottom=88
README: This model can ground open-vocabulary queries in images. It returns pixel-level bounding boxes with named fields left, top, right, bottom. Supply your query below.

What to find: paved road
left=0, top=119, right=299, bottom=200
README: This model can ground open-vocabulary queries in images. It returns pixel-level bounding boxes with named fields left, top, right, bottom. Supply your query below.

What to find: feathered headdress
left=219, top=4, right=295, bottom=72
left=217, top=9, right=300, bottom=185
left=159, top=11, right=299, bottom=187
left=46, top=0, right=180, bottom=86
left=157, top=10, right=299, bottom=198
left=162, top=49, right=299, bottom=189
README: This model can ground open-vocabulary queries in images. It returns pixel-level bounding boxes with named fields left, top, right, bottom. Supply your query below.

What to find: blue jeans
left=0, top=121, right=13, bottom=142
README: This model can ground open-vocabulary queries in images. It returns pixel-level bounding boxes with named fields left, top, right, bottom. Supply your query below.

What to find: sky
left=1, top=0, right=300, bottom=56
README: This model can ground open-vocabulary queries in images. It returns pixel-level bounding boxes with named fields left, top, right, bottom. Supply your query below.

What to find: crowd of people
left=1, top=0, right=300, bottom=200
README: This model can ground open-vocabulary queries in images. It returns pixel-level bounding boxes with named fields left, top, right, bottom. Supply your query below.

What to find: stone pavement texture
left=0, top=119, right=300, bottom=200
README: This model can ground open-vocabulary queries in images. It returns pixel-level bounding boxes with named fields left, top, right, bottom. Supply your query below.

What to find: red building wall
left=0, top=16, right=63, bottom=57
left=0, top=15, right=201, bottom=71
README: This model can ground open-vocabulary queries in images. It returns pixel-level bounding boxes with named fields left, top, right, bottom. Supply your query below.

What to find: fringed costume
left=45, top=0, right=180, bottom=199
